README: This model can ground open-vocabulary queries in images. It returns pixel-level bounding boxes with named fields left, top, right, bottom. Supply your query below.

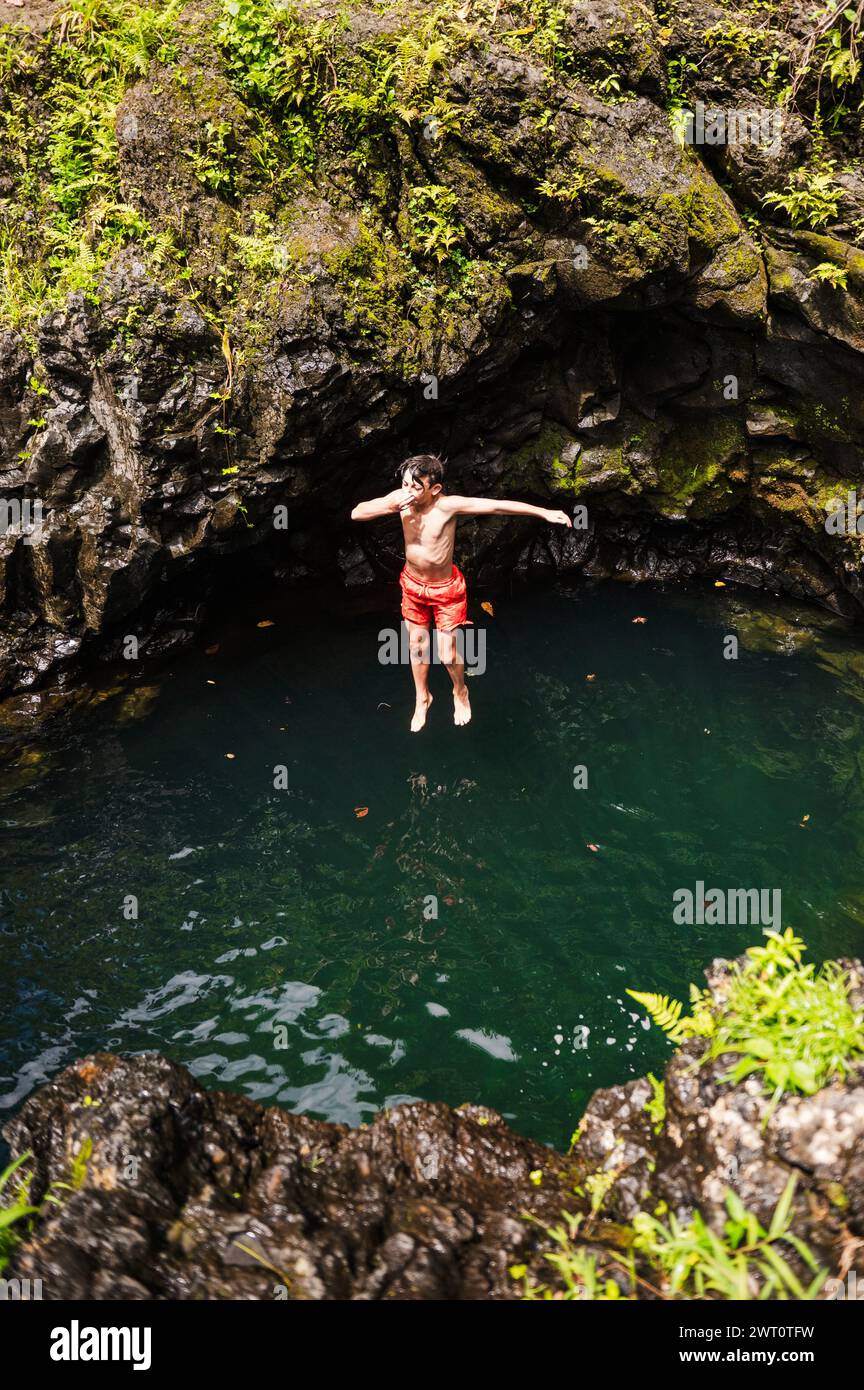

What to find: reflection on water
left=1, top=581, right=863, bottom=1147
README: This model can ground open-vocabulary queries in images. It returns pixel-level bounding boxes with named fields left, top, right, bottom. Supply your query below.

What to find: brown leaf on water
left=354, top=806, right=369, bottom=818
left=257, top=620, right=275, bottom=628
left=714, top=581, right=726, bottom=588
left=480, top=601, right=494, bottom=616
left=632, top=616, right=647, bottom=624
left=587, top=843, right=600, bottom=853
left=443, top=895, right=457, bottom=907
left=205, top=643, right=219, bottom=655
left=586, top=673, right=596, bottom=682
left=225, top=752, right=236, bottom=760
left=800, top=813, right=811, bottom=827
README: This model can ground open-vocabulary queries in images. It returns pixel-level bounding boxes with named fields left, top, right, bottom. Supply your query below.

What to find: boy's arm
left=351, top=488, right=413, bottom=521
left=444, top=496, right=572, bottom=527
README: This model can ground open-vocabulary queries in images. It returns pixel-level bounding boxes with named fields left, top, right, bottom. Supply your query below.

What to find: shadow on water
left=1, top=578, right=864, bottom=1148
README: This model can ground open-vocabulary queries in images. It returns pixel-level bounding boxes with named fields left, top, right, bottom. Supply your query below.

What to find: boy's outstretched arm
left=444, top=496, right=572, bottom=526
left=351, top=488, right=414, bottom=521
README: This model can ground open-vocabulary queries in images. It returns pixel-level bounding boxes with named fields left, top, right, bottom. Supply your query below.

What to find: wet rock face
left=5, top=951, right=864, bottom=1300
left=575, top=959, right=864, bottom=1269
left=2, top=1053, right=579, bottom=1300
left=1, top=0, right=864, bottom=701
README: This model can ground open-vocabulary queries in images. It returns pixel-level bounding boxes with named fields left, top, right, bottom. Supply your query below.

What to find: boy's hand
left=390, top=487, right=416, bottom=514
left=544, top=508, right=573, bottom=527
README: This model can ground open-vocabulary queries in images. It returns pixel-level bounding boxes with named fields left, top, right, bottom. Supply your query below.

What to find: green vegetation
left=0, top=1137, right=92, bottom=1275
left=515, top=1175, right=826, bottom=1300
left=0, top=1153, right=40, bottom=1274
left=643, top=1072, right=666, bottom=1134
left=809, top=259, right=849, bottom=288
left=628, top=929, right=864, bottom=1108
left=708, top=931, right=864, bottom=1101
left=762, top=163, right=845, bottom=230
left=630, top=1177, right=826, bottom=1300
left=626, top=983, right=715, bottom=1043
left=0, top=0, right=184, bottom=329
left=789, top=2, right=864, bottom=128
left=518, top=929, right=858, bottom=1301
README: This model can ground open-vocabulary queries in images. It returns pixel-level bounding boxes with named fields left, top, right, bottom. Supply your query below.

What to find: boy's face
left=401, top=469, right=440, bottom=506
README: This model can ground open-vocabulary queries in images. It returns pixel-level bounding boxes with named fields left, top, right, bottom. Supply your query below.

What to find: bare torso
left=400, top=498, right=458, bottom=581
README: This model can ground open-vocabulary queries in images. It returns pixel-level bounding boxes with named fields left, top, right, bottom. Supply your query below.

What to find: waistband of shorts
left=401, top=564, right=460, bottom=588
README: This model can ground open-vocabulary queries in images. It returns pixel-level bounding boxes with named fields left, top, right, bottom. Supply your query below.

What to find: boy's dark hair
left=398, top=454, right=446, bottom=488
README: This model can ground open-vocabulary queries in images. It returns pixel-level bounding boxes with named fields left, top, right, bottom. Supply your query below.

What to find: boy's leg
left=407, top=621, right=433, bottom=732
left=437, top=628, right=471, bottom=726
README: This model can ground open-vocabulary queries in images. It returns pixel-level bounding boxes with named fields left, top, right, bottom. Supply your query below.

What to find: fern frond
left=626, top=990, right=686, bottom=1040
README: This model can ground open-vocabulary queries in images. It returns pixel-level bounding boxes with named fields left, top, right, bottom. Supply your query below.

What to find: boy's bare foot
left=411, top=694, right=433, bottom=732
left=453, top=688, right=471, bottom=726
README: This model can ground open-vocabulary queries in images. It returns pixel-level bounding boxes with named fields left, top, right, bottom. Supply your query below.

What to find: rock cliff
left=4, top=956, right=863, bottom=1299
left=1, top=0, right=863, bottom=700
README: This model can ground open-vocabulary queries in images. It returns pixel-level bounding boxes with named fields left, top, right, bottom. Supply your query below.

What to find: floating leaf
left=586, top=673, right=597, bottom=682
left=257, top=620, right=274, bottom=628
left=632, top=616, right=647, bottom=624
left=354, top=806, right=369, bottom=818
left=714, top=580, right=726, bottom=587
left=480, top=601, right=494, bottom=616
left=587, top=843, right=600, bottom=853
left=225, top=752, right=236, bottom=760
left=205, top=643, right=220, bottom=655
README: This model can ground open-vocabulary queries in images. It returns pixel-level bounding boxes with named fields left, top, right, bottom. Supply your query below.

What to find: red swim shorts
left=399, top=564, right=470, bottom=632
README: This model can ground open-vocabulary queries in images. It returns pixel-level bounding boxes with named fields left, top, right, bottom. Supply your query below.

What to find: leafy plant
left=407, top=184, right=464, bottom=263
left=0, top=0, right=184, bottom=325
left=644, top=1072, right=666, bottom=1133
left=515, top=1211, right=631, bottom=1300
left=583, top=1166, right=619, bottom=1215
left=790, top=2, right=864, bottom=124
left=0, top=1137, right=92, bottom=1275
left=629, top=930, right=864, bottom=1111
left=763, top=164, right=844, bottom=229
left=0, top=1153, right=40, bottom=1275
left=810, top=259, right=849, bottom=288
left=625, top=982, right=715, bottom=1043
left=536, top=169, right=597, bottom=205
left=516, top=1175, right=825, bottom=1301
left=186, top=119, right=237, bottom=195
left=631, top=1176, right=826, bottom=1300
left=708, top=930, right=864, bottom=1104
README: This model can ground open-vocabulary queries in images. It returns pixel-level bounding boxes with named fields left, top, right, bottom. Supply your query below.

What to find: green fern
left=626, top=990, right=686, bottom=1039
left=626, top=985, right=714, bottom=1043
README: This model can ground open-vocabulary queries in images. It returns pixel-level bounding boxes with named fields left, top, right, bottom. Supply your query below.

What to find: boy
left=350, top=455, right=572, bottom=731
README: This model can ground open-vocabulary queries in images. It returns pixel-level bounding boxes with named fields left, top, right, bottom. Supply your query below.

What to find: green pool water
left=2, top=579, right=864, bottom=1149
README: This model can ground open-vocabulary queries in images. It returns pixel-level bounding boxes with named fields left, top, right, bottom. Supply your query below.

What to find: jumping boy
left=350, top=455, right=572, bottom=731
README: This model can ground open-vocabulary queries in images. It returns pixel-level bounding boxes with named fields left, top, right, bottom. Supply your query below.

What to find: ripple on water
left=1, top=582, right=863, bottom=1146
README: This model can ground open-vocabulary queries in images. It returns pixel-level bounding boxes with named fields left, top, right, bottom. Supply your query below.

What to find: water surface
left=2, top=579, right=863, bottom=1148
